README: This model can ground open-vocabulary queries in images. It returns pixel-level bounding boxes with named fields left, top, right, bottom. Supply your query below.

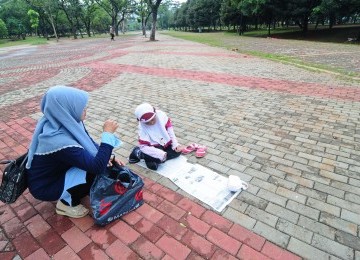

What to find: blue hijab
left=26, top=86, right=98, bottom=169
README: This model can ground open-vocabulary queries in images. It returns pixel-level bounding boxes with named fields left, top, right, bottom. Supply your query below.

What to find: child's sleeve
left=166, top=118, right=179, bottom=149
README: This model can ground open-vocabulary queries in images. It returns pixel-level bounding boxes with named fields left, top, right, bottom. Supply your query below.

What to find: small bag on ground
left=0, top=153, right=28, bottom=204
left=90, top=160, right=144, bottom=226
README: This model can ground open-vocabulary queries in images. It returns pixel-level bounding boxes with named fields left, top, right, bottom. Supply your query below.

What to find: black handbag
left=0, top=153, right=28, bottom=204
left=90, top=160, right=144, bottom=226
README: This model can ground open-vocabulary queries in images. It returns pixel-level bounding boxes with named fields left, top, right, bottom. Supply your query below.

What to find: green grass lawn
left=166, top=24, right=360, bottom=43
left=163, top=26, right=360, bottom=80
left=267, top=25, right=360, bottom=43
left=0, top=32, right=140, bottom=49
left=0, top=36, right=49, bottom=48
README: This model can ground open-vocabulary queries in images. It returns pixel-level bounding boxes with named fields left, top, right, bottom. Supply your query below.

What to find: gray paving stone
left=228, top=198, right=249, bottom=213
left=276, top=186, right=307, bottom=204
left=253, top=221, right=290, bottom=248
left=244, top=167, right=270, bottom=181
left=238, top=191, right=268, bottom=210
left=335, top=230, right=360, bottom=252
left=266, top=203, right=299, bottom=224
left=251, top=177, right=277, bottom=192
left=257, top=189, right=287, bottom=207
left=261, top=166, right=287, bottom=179
left=268, top=176, right=297, bottom=191
left=312, top=233, right=354, bottom=260
left=287, top=200, right=320, bottom=221
left=223, top=207, right=256, bottom=230
left=245, top=205, right=278, bottom=227
left=302, top=171, right=331, bottom=185
left=276, top=218, right=313, bottom=244
left=327, top=195, right=360, bottom=214
left=320, top=212, right=358, bottom=236
left=306, top=197, right=341, bottom=217
left=314, top=182, right=345, bottom=198
left=297, top=186, right=327, bottom=201
left=288, top=237, right=341, bottom=260
left=331, top=181, right=360, bottom=196
left=286, top=174, right=314, bottom=188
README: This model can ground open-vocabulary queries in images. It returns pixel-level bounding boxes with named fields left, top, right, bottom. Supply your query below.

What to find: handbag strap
left=0, top=152, right=28, bottom=166
left=0, top=160, right=13, bottom=165
left=19, top=154, right=28, bottom=168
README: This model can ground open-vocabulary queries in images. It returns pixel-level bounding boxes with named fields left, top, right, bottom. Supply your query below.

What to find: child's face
left=145, top=116, right=156, bottom=126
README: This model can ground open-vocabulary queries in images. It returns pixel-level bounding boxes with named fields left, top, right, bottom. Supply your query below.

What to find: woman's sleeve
left=57, top=143, right=113, bottom=174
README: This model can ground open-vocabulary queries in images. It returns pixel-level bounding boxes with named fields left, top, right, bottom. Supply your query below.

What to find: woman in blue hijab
left=26, top=86, right=122, bottom=218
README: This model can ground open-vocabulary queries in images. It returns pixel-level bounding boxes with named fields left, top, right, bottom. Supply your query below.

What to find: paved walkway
left=0, top=32, right=359, bottom=260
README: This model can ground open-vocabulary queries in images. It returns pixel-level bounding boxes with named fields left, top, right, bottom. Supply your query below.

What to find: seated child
left=129, top=103, right=183, bottom=170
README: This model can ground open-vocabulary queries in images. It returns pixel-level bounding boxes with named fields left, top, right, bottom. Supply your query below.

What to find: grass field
left=266, top=25, right=360, bottom=43
left=163, top=26, right=360, bottom=79
left=167, top=24, right=360, bottom=44
left=0, top=31, right=140, bottom=48
left=0, top=36, right=48, bottom=48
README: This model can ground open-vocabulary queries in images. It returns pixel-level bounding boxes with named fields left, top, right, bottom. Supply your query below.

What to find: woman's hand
left=103, top=119, right=118, bottom=133
left=108, top=158, right=125, bottom=166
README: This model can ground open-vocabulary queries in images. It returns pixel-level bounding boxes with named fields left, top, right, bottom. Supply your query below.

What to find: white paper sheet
left=137, top=156, right=245, bottom=212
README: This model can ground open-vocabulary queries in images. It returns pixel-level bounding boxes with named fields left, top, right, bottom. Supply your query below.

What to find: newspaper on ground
left=137, top=156, right=247, bottom=212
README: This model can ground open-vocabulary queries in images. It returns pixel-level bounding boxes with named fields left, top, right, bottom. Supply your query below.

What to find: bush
left=0, top=19, right=8, bottom=38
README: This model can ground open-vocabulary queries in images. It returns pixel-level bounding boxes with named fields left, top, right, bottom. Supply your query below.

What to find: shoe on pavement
left=56, top=200, right=89, bottom=218
left=129, top=147, right=142, bottom=164
left=145, top=161, right=159, bottom=170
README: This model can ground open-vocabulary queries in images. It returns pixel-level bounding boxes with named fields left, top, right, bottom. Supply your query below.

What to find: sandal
left=182, top=143, right=199, bottom=154
left=195, top=145, right=207, bottom=158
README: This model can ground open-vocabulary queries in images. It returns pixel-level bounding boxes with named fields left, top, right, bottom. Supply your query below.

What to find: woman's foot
left=56, top=200, right=89, bottom=218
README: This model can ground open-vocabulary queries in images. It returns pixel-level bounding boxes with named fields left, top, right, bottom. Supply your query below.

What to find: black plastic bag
left=90, top=162, right=144, bottom=226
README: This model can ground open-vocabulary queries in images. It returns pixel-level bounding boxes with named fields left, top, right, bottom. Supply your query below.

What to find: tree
left=27, top=9, right=39, bottom=35
left=95, top=0, right=135, bottom=36
left=287, top=0, right=321, bottom=33
left=80, top=0, right=99, bottom=37
left=173, top=2, right=188, bottom=30
left=0, top=18, right=8, bottom=37
left=58, top=0, right=83, bottom=39
left=137, top=0, right=151, bottom=36
left=91, top=7, right=111, bottom=34
left=0, top=0, right=30, bottom=39
left=146, top=0, right=162, bottom=41
left=220, top=0, right=241, bottom=31
left=25, top=0, right=60, bottom=41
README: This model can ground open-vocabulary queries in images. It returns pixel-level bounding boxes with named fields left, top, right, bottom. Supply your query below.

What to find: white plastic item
left=227, top=175, right=248, bottom=192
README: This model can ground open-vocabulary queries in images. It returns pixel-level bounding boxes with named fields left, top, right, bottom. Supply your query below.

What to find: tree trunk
left=49, top=16, right=58, bottom=41
left=300, top=15, right=309, bottom=34
left=150, top=10, right=157, bottom=41
left=141, top=15, right=146, bottom=36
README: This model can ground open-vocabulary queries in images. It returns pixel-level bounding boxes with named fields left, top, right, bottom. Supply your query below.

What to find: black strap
left=0, top=160, right=13, bottom=165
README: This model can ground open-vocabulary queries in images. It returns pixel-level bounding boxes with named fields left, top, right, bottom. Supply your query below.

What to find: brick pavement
left=0, top=32, right=359, bottom=259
